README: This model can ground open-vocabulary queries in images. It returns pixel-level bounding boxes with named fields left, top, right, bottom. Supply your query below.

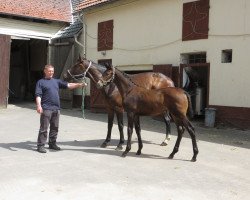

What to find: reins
left=81, top=61, right=92, bottom=119
left=67, top=61, right=92, bottom=119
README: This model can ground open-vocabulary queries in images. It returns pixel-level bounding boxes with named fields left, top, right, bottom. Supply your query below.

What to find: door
left=90, top=59, right=112, bottom=112
left=180, top=63, right=210, bottom=109
left=153, top=64, right=172, bottom=77
left=153, top=64, right=180, bottom=87
left=0, top=35, right=11, bottom=108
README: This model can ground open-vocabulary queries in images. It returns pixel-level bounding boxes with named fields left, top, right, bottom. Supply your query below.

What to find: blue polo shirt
left=35, top=78, right=68, bottom=110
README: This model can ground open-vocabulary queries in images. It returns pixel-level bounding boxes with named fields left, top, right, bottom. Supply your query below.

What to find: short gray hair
left=44, top=64, right=54, bottom=70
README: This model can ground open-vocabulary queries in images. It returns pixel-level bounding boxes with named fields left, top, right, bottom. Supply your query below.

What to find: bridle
left=99, top=65, right=115, bottom=87
left=67, top=61, right=92, bottom=81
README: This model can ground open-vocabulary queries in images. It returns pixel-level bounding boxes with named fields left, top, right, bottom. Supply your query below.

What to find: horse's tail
left=184, top=91, right=194, bottom=119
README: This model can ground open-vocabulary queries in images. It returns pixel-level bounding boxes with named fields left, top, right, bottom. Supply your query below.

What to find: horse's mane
left=85, top=59, right=143, bottom=88
left=114, top=67, right=142, bottom=88
left=86, top=60, right=106, bottom=73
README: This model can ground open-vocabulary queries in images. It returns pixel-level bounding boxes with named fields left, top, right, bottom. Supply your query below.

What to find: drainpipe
left=74, top=12, right=88, bottom=117
left=75, top=12, right=86, bottom=58
left=74, top=30, right=84, bottom=54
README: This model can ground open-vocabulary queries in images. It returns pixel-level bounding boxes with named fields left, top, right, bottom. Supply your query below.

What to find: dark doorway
left=180, top=63, right=210, bottom=117
left=9, top=39, right=47, bottom=103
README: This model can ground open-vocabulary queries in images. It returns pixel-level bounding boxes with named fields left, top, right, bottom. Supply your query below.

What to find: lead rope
left=81, top=78, right=86, bottom=119
left=81, top=61, right=92, bottom=119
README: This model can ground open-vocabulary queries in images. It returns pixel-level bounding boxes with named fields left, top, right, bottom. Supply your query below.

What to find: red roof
left=0, top=0, right=72, bottom=23
left=77, top=0, right=117, bottom=11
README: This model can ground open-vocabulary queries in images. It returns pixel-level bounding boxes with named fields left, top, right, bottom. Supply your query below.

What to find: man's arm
left=67, top=82, right=87, bottom=90
left=36, top=96, right=43, bottom=114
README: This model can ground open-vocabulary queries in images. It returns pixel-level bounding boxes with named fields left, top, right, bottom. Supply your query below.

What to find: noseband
left=67, top=61, right=92, bottom=81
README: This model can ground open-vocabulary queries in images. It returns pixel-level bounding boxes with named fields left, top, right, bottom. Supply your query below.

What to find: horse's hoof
left=168, top=154, right=174, bottom=159
left=100, top=142, right=108, bottom=148
left=160, top=142, right=168, bottom=146
left=136, top=151, right=141, bottom=155
left=115, top=145, right=123, bottom=151
left=121, top=152, right=127, bottom=157
left=191, top=157, right=197, bottom=162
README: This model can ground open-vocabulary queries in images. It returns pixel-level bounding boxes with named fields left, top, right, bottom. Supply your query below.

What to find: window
left=189, top=53, right=206, bottom=64
left=181, top=53, right=207, bottom=64
left=98, top=20, right=113, bottom=51
left=182, top=0, right=209, bottom=41
left=221, top=49, right=232, bottom=63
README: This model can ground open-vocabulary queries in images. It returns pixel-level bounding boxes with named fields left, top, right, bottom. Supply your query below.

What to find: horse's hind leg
left=161, top=112, right=171, bottom=146
left=122, top=112, right=134, bottom=157
left=115, top=111, right=125, bottom=150
left=168, top=125, right=184, bottom=159
left=101, top=110, right=114, bottom=148
left=134, top=115, right=143, bottom=155
left=184, top=120, right=199, bottom=162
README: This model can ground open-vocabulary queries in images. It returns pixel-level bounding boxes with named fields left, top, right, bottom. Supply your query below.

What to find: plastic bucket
left=205, top=108, right=216, bottom=127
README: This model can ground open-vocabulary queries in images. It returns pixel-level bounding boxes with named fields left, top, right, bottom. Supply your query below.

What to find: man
left=35, top=64, right=86, bottom=153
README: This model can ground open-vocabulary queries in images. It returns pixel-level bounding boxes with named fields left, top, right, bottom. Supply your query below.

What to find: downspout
left=75, top=12, right=86, bottom=58
left=74, top=12, right=87, bottom=118
left=74, top=30, right=84, bottom=55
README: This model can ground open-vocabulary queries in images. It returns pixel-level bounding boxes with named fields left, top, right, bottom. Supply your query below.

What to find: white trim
left=0, top=18, right=65, bottom=40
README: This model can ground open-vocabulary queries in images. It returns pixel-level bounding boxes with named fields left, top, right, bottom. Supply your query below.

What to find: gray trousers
left=37, top=110, right=60, bottom=147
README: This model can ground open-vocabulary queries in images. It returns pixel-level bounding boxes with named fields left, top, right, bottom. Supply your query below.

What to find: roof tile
left=76, top=0, right=116, bottom=11
left=0, top=0, right=72, bottom=22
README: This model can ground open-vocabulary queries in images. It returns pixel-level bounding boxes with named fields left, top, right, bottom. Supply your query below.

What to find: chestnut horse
left=97, top=63, right=198, bottom=162
left=63, top=57, right=175, bottom=150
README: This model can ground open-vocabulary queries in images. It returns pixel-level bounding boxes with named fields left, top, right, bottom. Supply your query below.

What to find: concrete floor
left=0, top=102, right=249, bottom=200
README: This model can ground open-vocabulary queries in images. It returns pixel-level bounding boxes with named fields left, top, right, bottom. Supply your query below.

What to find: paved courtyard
left=0, top=102, right=249, bottom=200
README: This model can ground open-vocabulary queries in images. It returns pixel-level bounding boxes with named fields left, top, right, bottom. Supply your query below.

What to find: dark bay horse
left=63, top=57, right=175, bottom=150
left=97, top=64, right=198, bottom=162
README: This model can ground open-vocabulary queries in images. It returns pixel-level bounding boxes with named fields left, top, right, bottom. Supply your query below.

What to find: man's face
left=44, top=67, right=54, bottom=79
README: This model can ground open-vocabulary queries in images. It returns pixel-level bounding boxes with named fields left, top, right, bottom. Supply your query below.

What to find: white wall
left=208, top=0, right=250, bottom=107
left=83, top=0, right=250, bottom=107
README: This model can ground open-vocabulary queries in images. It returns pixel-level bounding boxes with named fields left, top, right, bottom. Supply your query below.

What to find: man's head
left=44, top=64, right=54, bottom=79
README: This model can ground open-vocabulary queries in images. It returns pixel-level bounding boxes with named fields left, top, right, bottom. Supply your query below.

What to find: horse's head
left=96, top=63, right=115, bottom=89
left=63, top=55, right=88, bottom=82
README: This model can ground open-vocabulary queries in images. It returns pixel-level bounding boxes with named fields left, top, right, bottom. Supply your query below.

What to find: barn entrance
left=8, top=38, right=47, bottom=103
left=180, top=53, right=210, bottom=118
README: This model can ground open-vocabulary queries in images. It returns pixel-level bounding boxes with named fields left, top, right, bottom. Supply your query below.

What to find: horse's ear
left=103, top=62, right=112, bottom=70
left=78, top=54, right=83, bottom=62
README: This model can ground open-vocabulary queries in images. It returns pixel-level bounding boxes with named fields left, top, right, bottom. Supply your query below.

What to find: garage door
left=0, top=34, right=11, bottom=108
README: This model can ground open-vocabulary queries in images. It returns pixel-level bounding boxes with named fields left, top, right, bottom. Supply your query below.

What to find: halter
left=67, top=61, right=92, bottom=81
left=101, top=65, right=115, bottom=86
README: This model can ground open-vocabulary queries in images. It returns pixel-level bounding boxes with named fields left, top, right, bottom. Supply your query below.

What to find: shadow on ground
left=0, top=139, right=188, bottom=160
left=10, top=102, right=250, bottom=150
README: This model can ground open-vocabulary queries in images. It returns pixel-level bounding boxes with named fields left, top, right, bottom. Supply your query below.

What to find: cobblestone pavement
left=0, top=102, right=249, bottom=200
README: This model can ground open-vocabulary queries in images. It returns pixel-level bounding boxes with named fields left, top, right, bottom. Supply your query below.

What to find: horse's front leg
left=115, top=111, right=124, bottom=150
left=100, top=110, right=114, bottom=148
left=122, top=112, right=134, bottom=157
left=161, top=112, right=171, bottom=146
left=134, top=115, right=143, bottom=155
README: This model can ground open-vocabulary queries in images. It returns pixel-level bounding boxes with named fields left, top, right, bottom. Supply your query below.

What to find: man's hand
left=36, top=96, right=43, bottom=114
left=68, top=82, right=88, bottom=90
left=36, top=105, right=43, bottom=114
left=80, top=82, right=88, bottom=87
